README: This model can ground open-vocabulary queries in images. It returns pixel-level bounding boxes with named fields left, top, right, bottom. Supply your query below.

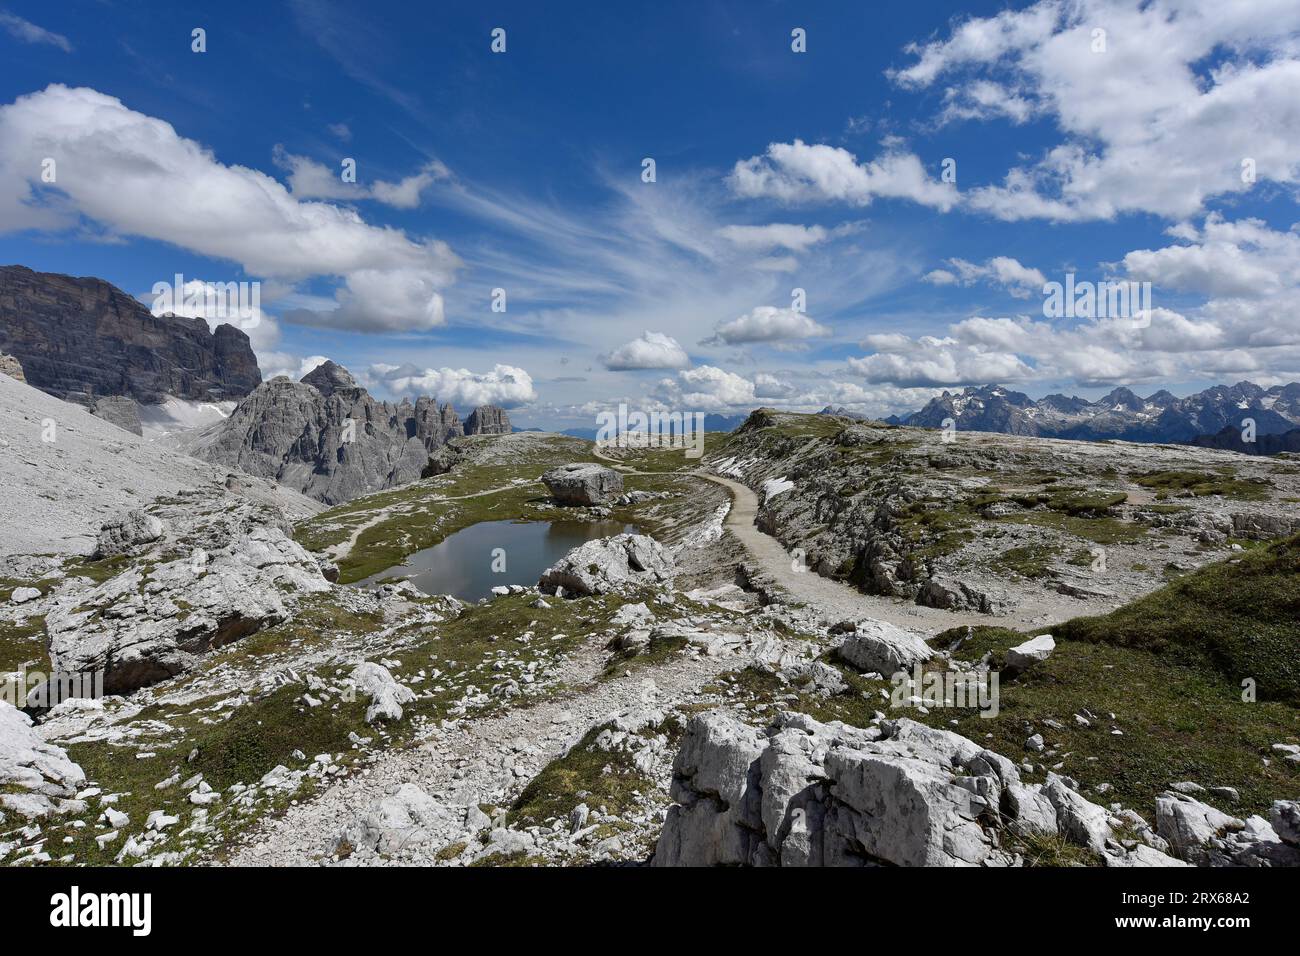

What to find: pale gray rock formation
left=1155, top=791, right=1300, bottom=866
left=465, top=405, right=511, bottom=435
left=837, top=620, right=933, bottom=675
left=539, top=533, right=673, bottom=597
left=542, top=462, right=624, bottom=506
left=89, top=395, right=143, bottom=436
left=94, top=509, right=166, bottom=558
left=43, top=523, right=331, bottom=696
left=182, top=361, right=509, bottom=504
left=1005, top=634, right=1056, bottom=674
left=348, top=662, right=416, bottom=724
left=335, top=783, right=453, bottom=855
left=0, top=700, right=86, bottom=819
left=0, top=264, right=260, bottom=405
left=0, top=371, right=321, bottom=558
left=1271, top=801, right=1300, bottom=847
left=9, top=586, right=40, bottom=604
left=653, top=711, right=1183, bottom=867
left=0, top=350, right=24, bottom=382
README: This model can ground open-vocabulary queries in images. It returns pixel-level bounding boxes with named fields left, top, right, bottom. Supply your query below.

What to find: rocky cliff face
left=0, top=265, right=261, bottom=406
left=464, top=405, right=511, bottom=434
left=186, top=360, right=511, bottom=504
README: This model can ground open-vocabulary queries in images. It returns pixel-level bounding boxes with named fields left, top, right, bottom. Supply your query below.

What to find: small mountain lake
left=356, top=518, right=635, bottom=601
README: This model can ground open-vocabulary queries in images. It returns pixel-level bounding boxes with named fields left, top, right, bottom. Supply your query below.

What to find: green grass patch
left=1056, top=533, right=1300, bottom=703
left=1133, top=469, right=1271, bottom=501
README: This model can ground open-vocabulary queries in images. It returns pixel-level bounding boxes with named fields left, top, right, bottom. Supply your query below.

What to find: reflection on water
left=356, top=519, right=635, bottom=601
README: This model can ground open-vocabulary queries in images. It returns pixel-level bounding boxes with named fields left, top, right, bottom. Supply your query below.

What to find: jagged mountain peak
left=301, top=360, right=359, bottom=397
left=902, top=380, right=1300, bottom=444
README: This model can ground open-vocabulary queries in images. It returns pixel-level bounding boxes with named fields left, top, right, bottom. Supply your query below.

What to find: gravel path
left=226, top=638, right=735, bottom=866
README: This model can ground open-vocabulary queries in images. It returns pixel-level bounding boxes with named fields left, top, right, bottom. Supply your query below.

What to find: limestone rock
left=838, top=619, right=933, bottom=675
left=95, top=509, right=167, bottom=558
left=183, top=361, right=510, bottom=505
left=44, top=525, right=331, bottom=696
left=1005, top=634, right=1056, bottom=674
left=335, top=783, right=452, bottom=855
left=9, top=586, right=40, bottom=604
left=542, top=462, right=624, bottom=506
left=653, top=711, right=1180, bottom=868
left=349, top=662, right=417, bottom=724
left=90, top=395, right=143, bottom=436
left=0, top=350, right=25, bottom=382
left=0, top=700, right=86, bottom=818
left=464, top=405, right=511, bottom=435
left=538, top=533, right=673, bottom=597
left=0, top=264, right=259, bottom=405
left=1270, top=801, right=1300, bottom=847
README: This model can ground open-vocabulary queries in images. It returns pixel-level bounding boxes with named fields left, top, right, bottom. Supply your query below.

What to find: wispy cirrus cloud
left=0, top=11, right=72, bottom=52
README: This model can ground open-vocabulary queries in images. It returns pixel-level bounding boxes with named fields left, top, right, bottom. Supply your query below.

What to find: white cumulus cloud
left=602, top=331, right=691, bottom=370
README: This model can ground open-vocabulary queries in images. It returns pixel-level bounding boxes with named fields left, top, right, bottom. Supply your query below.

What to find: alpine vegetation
left=0, top=1, right=1297, bottom=926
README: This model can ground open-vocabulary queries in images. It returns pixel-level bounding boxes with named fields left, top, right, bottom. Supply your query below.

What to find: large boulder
left=1155, top=791, right=1300, bottom=866
left=837, top=620, right=933, bottom=676
left=1005, top=634, right=1056, bottom=674
left=0, top=351, right=26, bottom=382
left=542, top=463, right=624, bottom=506
left=349, top=662, right=416, bottom=724
left=44, top=525, right=331, bottom=696
left=0, top=700, right=86, bottom=819
left=653, top=711, right=1181, bottom=867
left=538, top=533, right=673, bottom=597
left=335, top=783, right=453, bottom=855
left=95, top=509, right=167, bottom=558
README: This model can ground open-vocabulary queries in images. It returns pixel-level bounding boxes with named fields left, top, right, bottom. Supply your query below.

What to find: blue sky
left=1, top=0, right=1298, bottom=427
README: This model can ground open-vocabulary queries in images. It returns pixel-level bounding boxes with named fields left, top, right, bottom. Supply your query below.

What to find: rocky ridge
left=0, top=265, right=260, bottom=407
left=180, top=361, right=513, bottom=505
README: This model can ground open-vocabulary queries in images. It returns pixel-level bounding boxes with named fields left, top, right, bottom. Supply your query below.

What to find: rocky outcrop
left=335, top=783, right=454, bottom=855
left=348, top=662, right=416, bottom=724
left=1005, top=634, right=1056, bottom=673
left=89, top=395, right=143, bottom=436
left=837, top=620, right=933, bottom=675
left=94, top=509, right=166, bottom=558
left=184, top=361, right=510, bottom=505
left=0, top=351, right=24, bottom=382
left=0, top=265, right=260, bottom=406
left=542, top=463, right=623, bottom=506
left=1155, top=791, right=1300, bottom=866
left=539, top=533, right=674, bottom=597
left=465, top=405, right=511, bottom=435
left=0, top=700, right=87, bottom=819
left=653, top=711, right=1184, bottom=867
left=43, top=521, right=331, bottom=697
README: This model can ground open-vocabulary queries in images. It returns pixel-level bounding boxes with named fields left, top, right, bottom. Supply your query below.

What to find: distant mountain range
left=1190, top=424, right=1300, bottom=456
left=860, top=382, right=1300, bottom=446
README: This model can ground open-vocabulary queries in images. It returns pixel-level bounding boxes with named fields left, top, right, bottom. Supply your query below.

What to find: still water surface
left=357, top=518, right=634, bottom=601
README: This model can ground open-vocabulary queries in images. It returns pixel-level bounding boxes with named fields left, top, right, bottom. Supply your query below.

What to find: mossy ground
left=1132, top=468, right=1271, bottom=501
